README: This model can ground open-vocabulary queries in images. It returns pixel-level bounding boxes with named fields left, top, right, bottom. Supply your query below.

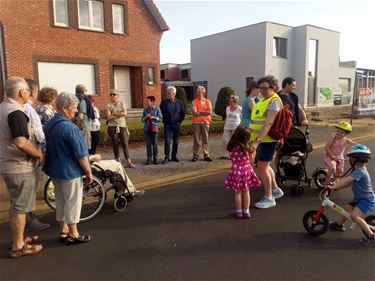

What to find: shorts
left=2, top=172, right=37, bottom=213
left=255, top=142, right=279, bottom=162
left=349, top=197, right=375, bottom=213
left=324, top=157, right=344, bottom=171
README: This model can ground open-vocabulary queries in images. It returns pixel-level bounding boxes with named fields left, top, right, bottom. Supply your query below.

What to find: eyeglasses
left=109, top=93, right=117, bottom=96
left=19, top=88, right=30, bottom=93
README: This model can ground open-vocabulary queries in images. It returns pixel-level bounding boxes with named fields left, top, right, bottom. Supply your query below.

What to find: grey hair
left=4, top=76, right=27, bottom=98
left=55, top=92, right=79, bottom=111
left=75, top=84, right=87, bottom=94
left=166, top=86, right=177, bottom=94
left=196, top=85, right=206, bottom=92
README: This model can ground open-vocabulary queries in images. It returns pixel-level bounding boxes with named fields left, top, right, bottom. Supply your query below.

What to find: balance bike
left=303, top=188, right=375, bottom=236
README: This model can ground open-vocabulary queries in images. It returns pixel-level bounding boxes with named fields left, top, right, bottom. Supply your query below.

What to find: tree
left=176, top=87, right=188, bottom=113
left=214, top=86, right=235, bottom=120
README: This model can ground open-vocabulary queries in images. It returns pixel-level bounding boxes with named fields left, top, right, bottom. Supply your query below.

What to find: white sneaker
left=272, top=187, right=284, bottom=200
left=255, top=196, right=276, bottom=209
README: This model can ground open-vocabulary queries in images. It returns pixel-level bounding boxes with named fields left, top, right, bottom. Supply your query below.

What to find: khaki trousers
left=193, top=123, right=210, bottom=158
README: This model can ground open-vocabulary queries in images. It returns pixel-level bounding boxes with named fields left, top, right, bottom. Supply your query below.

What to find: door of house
left=114, top=67, right=131, bottom=108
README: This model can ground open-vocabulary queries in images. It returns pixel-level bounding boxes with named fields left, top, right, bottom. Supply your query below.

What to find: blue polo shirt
left=43, top=114, right=88, bottom=180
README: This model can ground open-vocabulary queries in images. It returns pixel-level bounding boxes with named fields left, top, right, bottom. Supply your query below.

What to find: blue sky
left=155, top=0, right=375, bottom=69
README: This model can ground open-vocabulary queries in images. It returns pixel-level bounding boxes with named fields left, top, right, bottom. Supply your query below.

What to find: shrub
left=176, top=87, right=188, bottom=113
left=214, top=86, right=235, bottom=120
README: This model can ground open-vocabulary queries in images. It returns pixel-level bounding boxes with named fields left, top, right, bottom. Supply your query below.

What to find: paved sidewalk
left=0, top=117, right=374, bottom=223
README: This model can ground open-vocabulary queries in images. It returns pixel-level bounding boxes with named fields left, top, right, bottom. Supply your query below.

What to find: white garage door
left=37, top=62, right=96, bottom=95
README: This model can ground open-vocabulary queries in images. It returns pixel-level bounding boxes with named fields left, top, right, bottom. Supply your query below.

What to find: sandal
left=67, top=234, right=91, bottom=245
left=59, top=232, right=69, bottom=243
left=126, top=163, right=136, bottom=169
left=9, top=235, right=39, bottom=250
left=9, top=243, right=43, bottom=258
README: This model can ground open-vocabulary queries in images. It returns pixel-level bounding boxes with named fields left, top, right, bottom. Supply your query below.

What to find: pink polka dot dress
left=224, top=146, right=261, bottom=191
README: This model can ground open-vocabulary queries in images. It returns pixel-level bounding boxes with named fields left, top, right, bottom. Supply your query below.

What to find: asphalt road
left=1, top=139, right=374, bottom=281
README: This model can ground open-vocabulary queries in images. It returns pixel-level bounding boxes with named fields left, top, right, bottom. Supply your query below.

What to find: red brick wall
left=0, top=0, right=164, bottom=108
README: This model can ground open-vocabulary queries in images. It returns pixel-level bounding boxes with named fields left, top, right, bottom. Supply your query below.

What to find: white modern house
left=191, top=21, right=356, bottom=107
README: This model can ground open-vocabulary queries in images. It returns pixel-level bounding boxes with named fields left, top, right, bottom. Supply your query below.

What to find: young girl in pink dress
left=323, top=121, right=357, bottom=187
left=225, top=126, right=261, bottom=219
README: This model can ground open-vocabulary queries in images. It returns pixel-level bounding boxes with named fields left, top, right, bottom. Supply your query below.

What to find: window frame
left=53, top=0, right=69, bottom=27
left=77, top=0, right=104, bottom=32
left=112, top=4, right=125, bottom=34
left=272, top=37, right=287, bottom=59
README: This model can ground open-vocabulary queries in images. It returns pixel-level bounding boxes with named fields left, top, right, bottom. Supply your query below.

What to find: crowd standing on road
left=1, top=72, right=374, bottom=259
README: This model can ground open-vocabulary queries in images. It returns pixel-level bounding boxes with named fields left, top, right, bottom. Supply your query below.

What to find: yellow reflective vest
left=250, top=93, right=282, bottom=143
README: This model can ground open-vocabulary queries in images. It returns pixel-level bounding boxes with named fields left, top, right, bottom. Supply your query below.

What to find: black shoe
left=153, top=159, right=159, bottom=165
left=204, top=157, right=213, bottom=162
left=191, top=156, right=198, bottom=162
left=25, top=218, right=50, bottom=231
left=171, top=158, right=180, bottom=162
left=162, top=158, right=170, bottom=164
left=145, top=159, right=151, bottom=165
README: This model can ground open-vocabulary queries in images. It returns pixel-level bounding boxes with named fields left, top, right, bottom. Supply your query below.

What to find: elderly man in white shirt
left=23, top=78, right=50, bottom=231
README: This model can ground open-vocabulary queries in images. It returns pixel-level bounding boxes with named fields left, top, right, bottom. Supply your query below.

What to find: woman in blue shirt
left=240, top=81, right=260, bottom=127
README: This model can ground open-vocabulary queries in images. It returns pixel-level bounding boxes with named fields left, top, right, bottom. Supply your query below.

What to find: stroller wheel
left=276, top=175, right=286, bottom=188
left=113, top=196, right=128, bottom=212
left=291, top=184, right=304, bottom=196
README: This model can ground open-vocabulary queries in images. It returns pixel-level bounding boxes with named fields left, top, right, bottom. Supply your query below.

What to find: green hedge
left=99, top=121, right=225, bottom=144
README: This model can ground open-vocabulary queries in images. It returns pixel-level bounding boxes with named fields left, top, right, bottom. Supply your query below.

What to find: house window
left=181, top=69, right=189, bottom=79
left=273, top=37, right=287, bottom=58
left=78, top=0, right=104, bottom=31
left=53, top=0, right=69, bottom=27
left=160, top=70, right=165, bottom=80
left=148, top=67, right=155, bottom=85
left=112, top=4, right=125, bottom=34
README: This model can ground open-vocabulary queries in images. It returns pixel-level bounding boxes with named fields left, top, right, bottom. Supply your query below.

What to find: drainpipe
left=0, top=22, right=6, bottom=95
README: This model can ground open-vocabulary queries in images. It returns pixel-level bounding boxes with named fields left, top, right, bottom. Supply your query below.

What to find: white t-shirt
left=224, top=105, right=242, bottom=130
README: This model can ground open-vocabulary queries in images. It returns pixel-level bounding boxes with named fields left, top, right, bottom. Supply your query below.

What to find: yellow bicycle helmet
left=335, top=121, right=352, bottom=133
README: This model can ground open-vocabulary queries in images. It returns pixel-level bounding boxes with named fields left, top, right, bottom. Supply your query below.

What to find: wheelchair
left=44, top=163, right=134, bottom=222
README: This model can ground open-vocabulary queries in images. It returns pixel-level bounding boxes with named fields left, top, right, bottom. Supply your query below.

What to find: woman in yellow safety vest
left=249, top=76, right=285, bottom=209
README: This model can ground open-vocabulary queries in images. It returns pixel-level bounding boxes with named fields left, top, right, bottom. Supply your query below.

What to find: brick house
left=160, top=63, right=194, bottom=101
left=0, top=0, right=169, bottom=110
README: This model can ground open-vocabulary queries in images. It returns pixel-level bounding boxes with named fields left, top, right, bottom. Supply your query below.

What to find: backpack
left=268, top=104, right=293, bottom=140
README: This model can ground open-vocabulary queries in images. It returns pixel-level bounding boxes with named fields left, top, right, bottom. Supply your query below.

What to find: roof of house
left=143, top=0, right=169, bottom=31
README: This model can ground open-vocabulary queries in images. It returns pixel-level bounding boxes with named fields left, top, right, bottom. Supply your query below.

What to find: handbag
left=148, top=123, right=159, bottom=134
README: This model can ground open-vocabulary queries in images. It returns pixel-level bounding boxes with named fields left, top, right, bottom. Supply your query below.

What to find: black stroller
left=275, top=127, right=312, bottom=195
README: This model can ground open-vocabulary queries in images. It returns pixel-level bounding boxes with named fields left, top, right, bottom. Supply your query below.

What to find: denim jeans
left=164, top=123, right=180, bottom=160
left=144, top=131, right=158, bottom=160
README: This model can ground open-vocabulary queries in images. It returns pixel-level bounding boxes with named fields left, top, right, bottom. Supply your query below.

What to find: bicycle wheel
left=313, top=170, right=327, bottom=190
left=303, top=210, right=329, bottom=236
left=44, top=178, right=56, bottom=210
left=80, top=175, right=106, bottom=222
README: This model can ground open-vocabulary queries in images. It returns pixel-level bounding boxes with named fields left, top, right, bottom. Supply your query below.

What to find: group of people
left=224, top=75, right=308, bottom=218
left=223, top=75, right=374, bottom=244
left=0, top=77, right=146, bottom=258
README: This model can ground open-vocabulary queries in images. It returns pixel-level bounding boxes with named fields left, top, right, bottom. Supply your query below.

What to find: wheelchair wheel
left=44, top=178, right=56, bottom=210
left=313, top=169, right=327, bottom=190
left=303, top=210, right=329, bottom=236
left=114, top=195, right=128, bottom=212
left=80, top=175, right=106, bottom=222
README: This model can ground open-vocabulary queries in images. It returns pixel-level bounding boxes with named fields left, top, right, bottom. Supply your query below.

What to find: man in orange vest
left=191, top=85, right=213, bottom=162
